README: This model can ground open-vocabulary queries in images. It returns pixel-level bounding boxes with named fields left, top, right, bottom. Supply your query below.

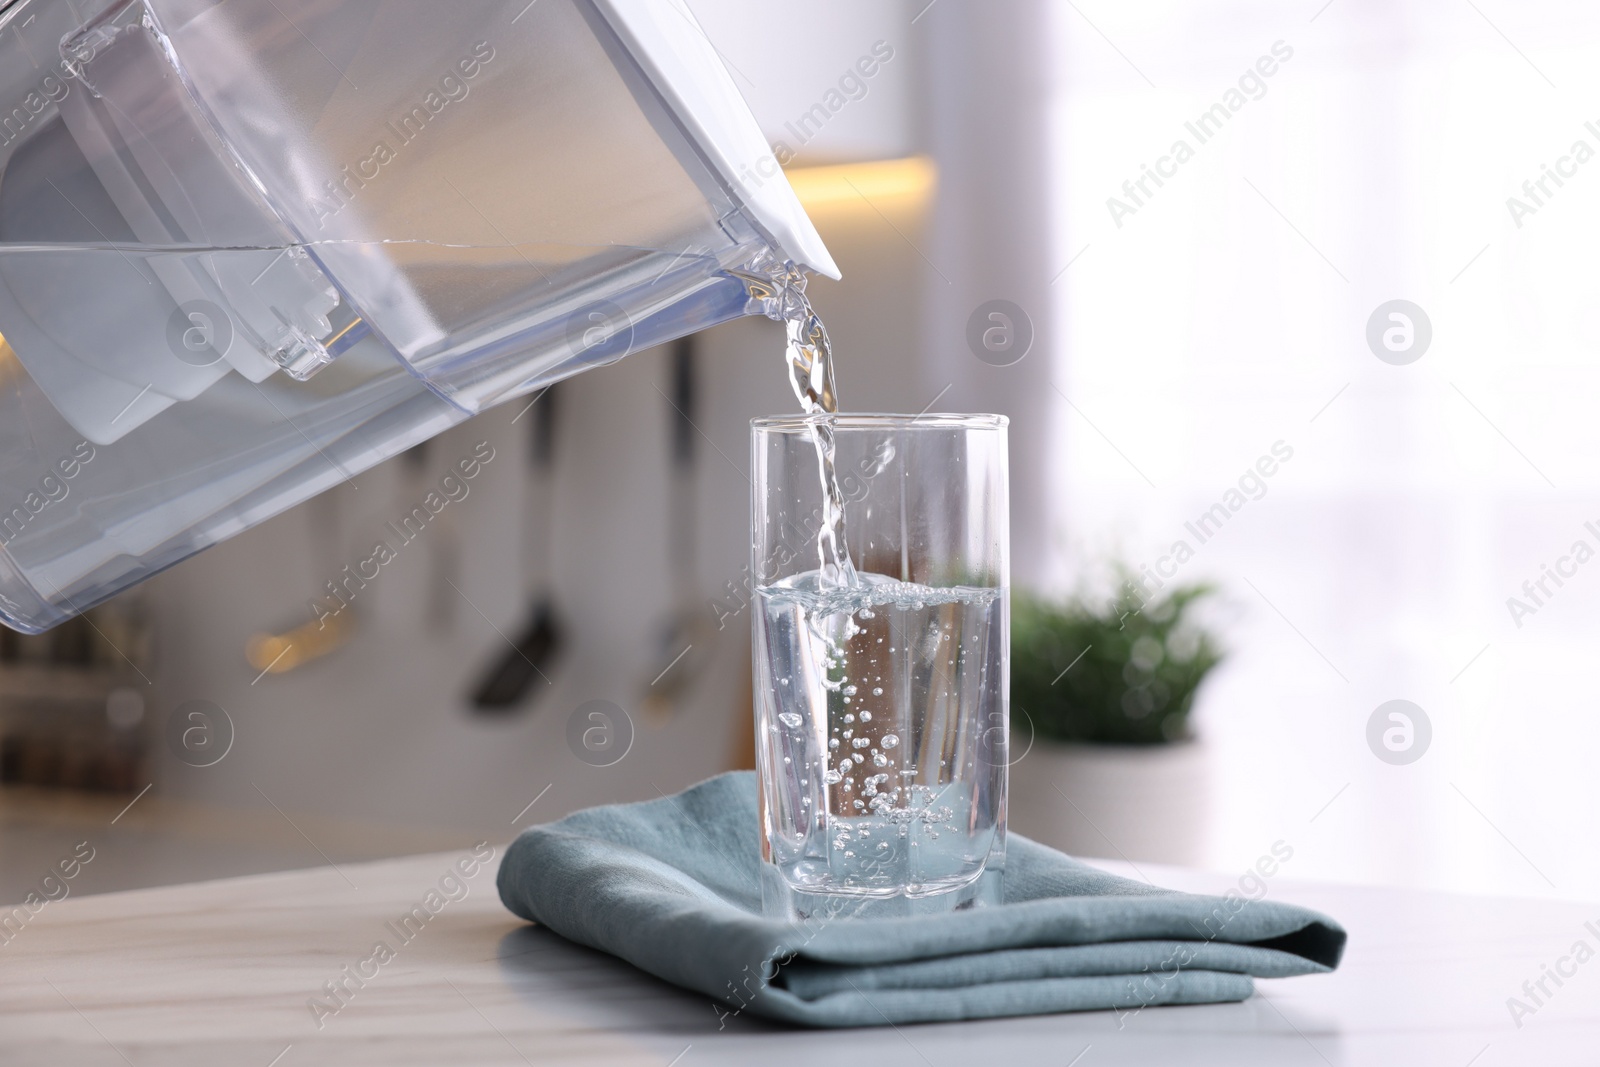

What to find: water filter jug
left=0, top=0, right=836, bottom=632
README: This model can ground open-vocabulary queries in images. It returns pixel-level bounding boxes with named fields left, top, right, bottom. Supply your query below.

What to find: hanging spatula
left=640, top=337, right=715, bottom=719
left=469, top=385, right=565, bottom=712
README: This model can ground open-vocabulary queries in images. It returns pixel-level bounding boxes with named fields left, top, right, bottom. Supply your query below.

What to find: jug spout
left=0, top=0, right=835, bottom=632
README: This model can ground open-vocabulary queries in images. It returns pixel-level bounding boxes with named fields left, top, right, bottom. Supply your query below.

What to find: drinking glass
left=751, top=413, right=1009, bottom=919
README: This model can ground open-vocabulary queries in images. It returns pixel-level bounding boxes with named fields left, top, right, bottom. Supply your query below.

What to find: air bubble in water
left=858, top=710, right=872, bottom=722
left=852, top=737, right=870, bottom=749
left=872, top=687, right=884, bottom=696
left=778, top=712, right=802, bottom=728
left=881, top=734, right=900, bottom=749
left=824, top=770, right=842, bottom=785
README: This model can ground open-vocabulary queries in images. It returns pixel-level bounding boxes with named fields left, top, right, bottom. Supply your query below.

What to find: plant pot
left=1006, top=738, right=1212, bottom=867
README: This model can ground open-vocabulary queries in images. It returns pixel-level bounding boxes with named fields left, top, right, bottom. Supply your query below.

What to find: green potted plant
left=1006, top=569, right=1226, bottom=863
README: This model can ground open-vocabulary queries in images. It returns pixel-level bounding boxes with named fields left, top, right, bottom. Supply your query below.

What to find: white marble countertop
left=3, top=848, right=1597, bottom=1065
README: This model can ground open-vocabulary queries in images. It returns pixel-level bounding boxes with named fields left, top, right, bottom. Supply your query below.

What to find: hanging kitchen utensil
left=246, top=490, right=356, bottom=676
left=397, top=440, right=462, bottom=634
left=640, top=336, right=715, bottom=719
left=469, top=385, right=565, bottom=712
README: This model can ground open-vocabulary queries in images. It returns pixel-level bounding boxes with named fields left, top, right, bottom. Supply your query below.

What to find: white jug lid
left=596, top=0, right=840, bottom=280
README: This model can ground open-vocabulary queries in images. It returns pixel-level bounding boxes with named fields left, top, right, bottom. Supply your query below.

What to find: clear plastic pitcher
left=0, top=0, right=836, bottom=632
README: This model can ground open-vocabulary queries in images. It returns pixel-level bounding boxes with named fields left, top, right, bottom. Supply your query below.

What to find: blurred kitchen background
left=6, top=0, right=1600, bottom=909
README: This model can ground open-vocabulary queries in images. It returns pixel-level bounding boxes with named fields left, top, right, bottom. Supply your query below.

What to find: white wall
left=1046, top=0, right=1600, bottom=902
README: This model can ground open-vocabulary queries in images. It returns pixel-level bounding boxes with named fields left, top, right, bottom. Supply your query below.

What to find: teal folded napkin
left=496, top=772, right=1345, bottom=1028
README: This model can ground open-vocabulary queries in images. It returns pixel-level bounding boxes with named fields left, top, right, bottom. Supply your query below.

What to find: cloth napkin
left=497, top=772, right=1345, bottom=1028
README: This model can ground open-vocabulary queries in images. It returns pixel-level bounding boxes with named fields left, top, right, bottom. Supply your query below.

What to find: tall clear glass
left=751, top=413, right=1009, bottom=919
